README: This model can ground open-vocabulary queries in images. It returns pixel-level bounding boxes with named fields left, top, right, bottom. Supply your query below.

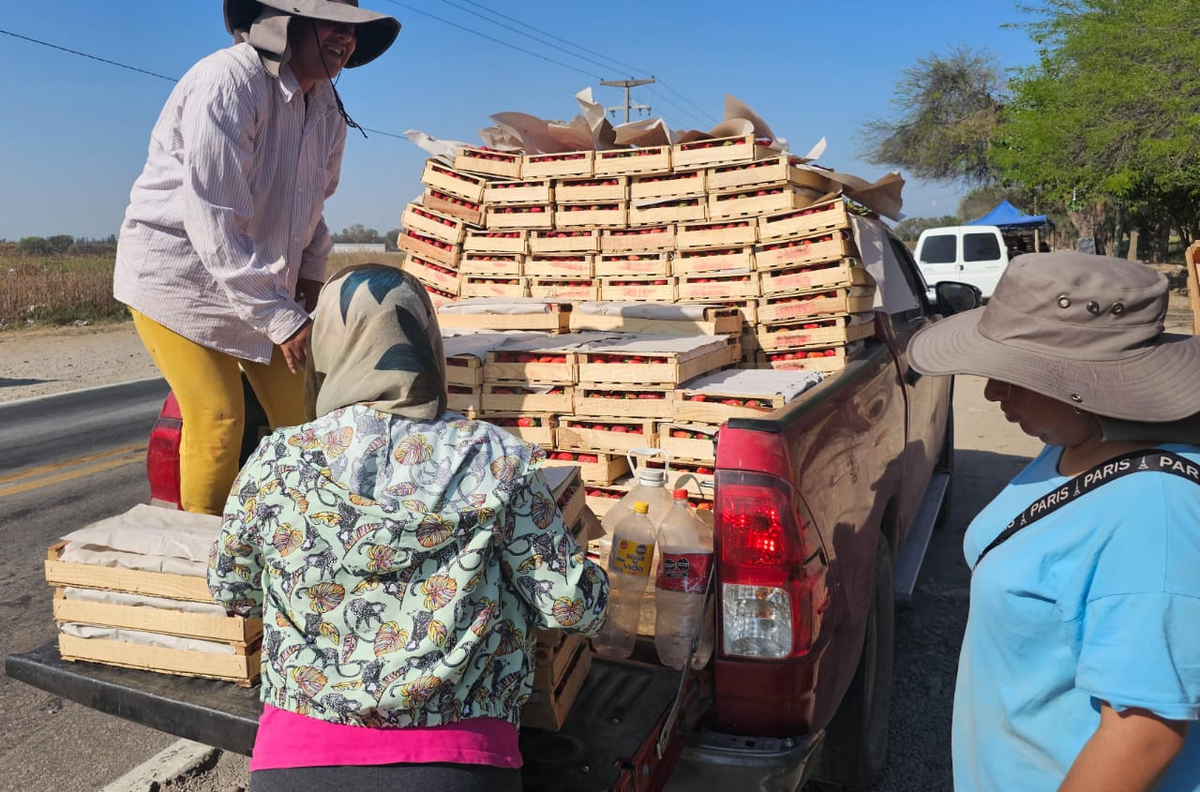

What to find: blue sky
left=0, top=1, right=1040, bottom=241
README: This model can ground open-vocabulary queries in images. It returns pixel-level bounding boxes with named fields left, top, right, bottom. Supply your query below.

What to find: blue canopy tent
left=968, top=200, right=1052, bottom=253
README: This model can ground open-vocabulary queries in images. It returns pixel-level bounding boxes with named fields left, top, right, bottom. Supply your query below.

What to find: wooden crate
left=555, top=176, right=628, bottom=204
left=46, top=542, right=213, bottom=602
left=758, top=341, right=866, bottom=373
left=576, top=339, right=738, bottom=387
left=460, top=275, right=527, bottom=299
left=447, top=384, right=481, bottom=415
left=423, top=284, right=458, bottom=309
left=543, top=451, right=630, bottom=486
left=758, top=258, right=874, bottom=297
left=708, top=185, right=817, bottom=220
left=755, top=232, right=858, bottom=271
left=544, top=466, right=587, bottom=532
left=756, top=287, right=876, bottom=325
left=454, top=146, right=522, bottom=179
left=525, top=253, right=594, bottom=279
left=598, top=276, right=677, bottom=302
left=592, top=145, right=672, bottom=177
left=402, top=203, right=472, bottom=246
left=675, top=390, right=788, bottom=423
left=445, top=354, right=483, bottom=387
left=460, top=252, right=523, bottom=278
left=463, top=228, right=527, bottom=255
left=528, top=228, right=601, bottom=254
left=676, top=218, right=758, bottom=250
left=600, top=224, right=676, bottom=253
left=574, top=385, right=676, bottom=419
left=423, top=188, right=483, bottom=225
left=485, top=349, right=576, bottom=385
left=657, top=423, right=718, bottom=464
left=482, top=384, right=574, bottom=414
left=521, top=633, right=591, bottom=731
left=584, top=484, right=629, bottom=520
left=628, top=197, right=706, bottom=227
left=677, top=271, right=760, bottom=303
left=52, top=590, right=261, bottom=645
left=673, top=246, right=755, bottom=275
left=421, top=159, right=487, bottom=203
left=652, top=460, right=715, bottom=499
left=594, top=251, right=672, bottom=278
left=556, top=418, right=658, bottom=455
left=553, top=203, right=628, bottom=229
left=569, top=305, right=742, bottom=337
left=397, top=230, right=460, bottom=267
left=485, top=205, right=554, bottom=230
left=437, top=301, right=572, bottom=333
left=755, top=313, right=876, bottom=352
left=483, top=178, right=554, bottom=206
left=402, top=255, right=462, bottom=295
left=629, top=169, right=706, bottom=201
left=521, top=150, right=595, bottom=180
left=531, top=632, right=587, bottom=690
left=57, top=632, right=261, bottom=687
left=672, top=134, right=773, bottom=169
left=707, top=155, right=833, bottom=194
left=487, top=413, right=556, bottom=447
left=758, top=197, right=860, bottom=241
left=528, top=277, right=599, bottom=301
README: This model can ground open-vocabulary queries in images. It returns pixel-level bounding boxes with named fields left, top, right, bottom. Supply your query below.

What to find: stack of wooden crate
left=43, top=505, right=261, bottom=686
left=399, top=130, right=881, bottom=375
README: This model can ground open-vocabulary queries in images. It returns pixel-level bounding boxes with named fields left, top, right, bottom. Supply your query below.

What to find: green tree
left=860, top=47, right=1007, bottom=185
left=333, top=224, right=383, bottom=243
left=890, top=215, right=960, bottom=243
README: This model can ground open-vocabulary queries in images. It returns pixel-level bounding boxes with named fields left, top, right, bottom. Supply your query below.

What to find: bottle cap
left=632, top=501, right=650, bottom=514
left=637, top=468, right=667, bottom=487
left=673, top=488, right=688, bottom=500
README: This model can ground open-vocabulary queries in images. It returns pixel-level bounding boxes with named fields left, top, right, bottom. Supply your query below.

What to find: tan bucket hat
left=909, top=252, right=1200, bottom=422
left=224, top=0, right=400, bottom=68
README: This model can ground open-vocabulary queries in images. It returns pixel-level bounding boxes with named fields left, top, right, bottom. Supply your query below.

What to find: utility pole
left=601, top=78, right=655, bottom=124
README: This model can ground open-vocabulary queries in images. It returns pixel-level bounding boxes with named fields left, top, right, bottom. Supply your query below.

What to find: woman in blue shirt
left=909, top=252, right=1200, bottom=791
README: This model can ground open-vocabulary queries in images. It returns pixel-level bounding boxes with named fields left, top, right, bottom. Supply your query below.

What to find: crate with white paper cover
left=592, top=145, right=672, bottom=177
left=521, top=150, right=595, bottom=180
left=672, top=134, right=773, bottom=169
left=436, top=299, right=572, bottom=332
left=758, top=258, right=875, bottom=297
left=674, top=368, right=824, bottom=423
left=483, top=178, right=554, bottom=206
left=576, top=336, right=738, bottom=387
left=454, top=146, right=522, bottom=179
left=568, top=304, right=742, bottom=337
left=600, top=225, right=676, bottom=253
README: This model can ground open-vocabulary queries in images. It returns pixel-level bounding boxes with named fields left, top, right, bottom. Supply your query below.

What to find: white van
left=913, top=225, right=1010, bottom=301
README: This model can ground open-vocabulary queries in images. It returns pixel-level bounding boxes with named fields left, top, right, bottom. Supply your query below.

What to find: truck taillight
left=716, top=472, right=814, bottom=660
left=146, top=393, right=182, bottom=510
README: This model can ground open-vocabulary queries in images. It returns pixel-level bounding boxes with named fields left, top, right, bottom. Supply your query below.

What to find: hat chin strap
left=306, top=21, right=367, bottom=138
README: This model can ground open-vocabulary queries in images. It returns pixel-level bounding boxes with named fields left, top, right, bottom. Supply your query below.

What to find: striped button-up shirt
left=114, top=42, right=344, bottom=363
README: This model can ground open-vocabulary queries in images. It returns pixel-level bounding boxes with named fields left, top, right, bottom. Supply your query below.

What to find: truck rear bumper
left=664, top=726, right=824, bottom=792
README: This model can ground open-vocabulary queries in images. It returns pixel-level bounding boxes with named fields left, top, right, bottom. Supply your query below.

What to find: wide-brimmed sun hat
left=909, top=251, right=1200, bottom=422
left=224, top=0, right=401, bottom=68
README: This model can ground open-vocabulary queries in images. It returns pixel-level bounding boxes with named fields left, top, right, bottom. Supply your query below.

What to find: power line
left=0, top=28, right=177, bottom=83
left=383, top=0, right=605, bottom=80
left=0, top=27, right=409, bottom=140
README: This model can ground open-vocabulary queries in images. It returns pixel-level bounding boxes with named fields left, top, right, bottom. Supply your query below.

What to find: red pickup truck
left=6, top=228, right=978, bottom=791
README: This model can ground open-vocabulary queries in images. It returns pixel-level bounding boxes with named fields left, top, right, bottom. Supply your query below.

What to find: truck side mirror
left=935, top=282, right=983, bottom=316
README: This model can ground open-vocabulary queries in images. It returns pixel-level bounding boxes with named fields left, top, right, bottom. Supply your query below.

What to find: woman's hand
left=281, top=320, right=312, bottom=375
left=1059, top=703, right=1188, bottom=792
left=296, top=278, right=324, bottom=314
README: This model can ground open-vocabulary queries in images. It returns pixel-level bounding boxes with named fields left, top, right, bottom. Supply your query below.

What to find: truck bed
left=6, top=641, right=684, bottom=791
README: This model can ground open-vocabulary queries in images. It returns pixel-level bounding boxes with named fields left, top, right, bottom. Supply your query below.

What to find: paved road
left=0, top=379, right=179, bottom=791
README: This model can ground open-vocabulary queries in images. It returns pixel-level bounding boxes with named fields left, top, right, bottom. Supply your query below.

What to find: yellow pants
left=130, top=311, right=306, bottom=515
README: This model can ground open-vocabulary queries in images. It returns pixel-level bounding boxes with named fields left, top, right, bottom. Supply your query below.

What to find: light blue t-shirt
left=953, top=443, right=1200, bottom=792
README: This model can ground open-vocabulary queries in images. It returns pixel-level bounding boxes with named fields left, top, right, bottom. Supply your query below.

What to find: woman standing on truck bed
left=208, top=264, right=608, bottom=791
left=113, top=0, right=400, bottom=515
left=909, top=252, right=1200, bottom=791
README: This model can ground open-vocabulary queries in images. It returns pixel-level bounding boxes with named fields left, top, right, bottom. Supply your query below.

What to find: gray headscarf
left=309, top=264, right=448, bottom=420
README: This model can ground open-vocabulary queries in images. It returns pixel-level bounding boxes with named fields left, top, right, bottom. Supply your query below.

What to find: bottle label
left=656, top=552, right=713, bottom=593
left=612, top=540, right=655, bottom=577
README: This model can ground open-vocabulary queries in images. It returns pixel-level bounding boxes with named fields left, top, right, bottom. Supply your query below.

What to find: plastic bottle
left=592, top=501, right=656, bottom=659
left=599, top=448, right=675, bottom=537
left=654, top=489, right=715, bottom=670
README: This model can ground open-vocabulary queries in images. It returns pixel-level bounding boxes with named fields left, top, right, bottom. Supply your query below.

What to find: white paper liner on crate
left=60, top=504, right=220, bottom=563
left=63, top=586, right=228, bottom=616
left=59, top=623, right=237, bottom=655
left=574, top=302, right=715, bottom=321
left=438, top=297, right=565, bottom=316
left=682, top=368, right=824, bottom=401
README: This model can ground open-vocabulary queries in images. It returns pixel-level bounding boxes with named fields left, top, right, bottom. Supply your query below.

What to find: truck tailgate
left=6, top=642, right=683, bottom=791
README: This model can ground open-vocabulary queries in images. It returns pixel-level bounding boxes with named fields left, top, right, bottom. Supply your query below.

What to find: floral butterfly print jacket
left=208, top=406, right=608, bottom=729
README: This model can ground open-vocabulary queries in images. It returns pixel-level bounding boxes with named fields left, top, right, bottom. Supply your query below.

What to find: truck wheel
left=811, top=538, right=894, bottom=792
left=933, top=408, right=954, bottom=531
